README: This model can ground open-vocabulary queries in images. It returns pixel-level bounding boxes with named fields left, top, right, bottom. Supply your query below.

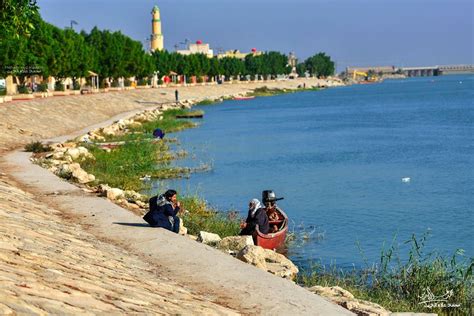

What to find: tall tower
left=150, top=5, right=164, bottom=52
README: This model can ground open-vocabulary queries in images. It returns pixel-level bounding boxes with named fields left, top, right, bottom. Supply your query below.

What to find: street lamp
left=70, top=20, right=78, bottom=30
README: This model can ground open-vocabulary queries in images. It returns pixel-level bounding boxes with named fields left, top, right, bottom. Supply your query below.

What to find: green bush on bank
left=196, top=99, right=220, bottom=106
left=81, top=140, right=190, bottom=191
left=179, top=195, right=241, bottom=238
left=101, top=109, right=199, bottom=143
left=18, top=85, right=30, bottom=94
left=297, top=233, right=473, bottom=315
left=24, top=141, right=52, bottom=153
left=249, top=86, right=287, bottom=97
left=54, top=81, right=64, bottom=91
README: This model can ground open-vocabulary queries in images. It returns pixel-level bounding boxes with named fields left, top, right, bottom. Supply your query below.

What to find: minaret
left=150, top=5, right=164, bottom=52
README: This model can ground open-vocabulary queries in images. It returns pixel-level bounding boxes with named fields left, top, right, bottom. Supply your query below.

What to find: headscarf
left=156, top=189, right=177, bottom=207
left=156, top=194, right=170, bottom=207
left=249, top=198, right=262, bottom=218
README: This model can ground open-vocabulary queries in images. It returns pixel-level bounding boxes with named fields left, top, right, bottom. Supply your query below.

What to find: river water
left=158, top=75, right=473, bottom=269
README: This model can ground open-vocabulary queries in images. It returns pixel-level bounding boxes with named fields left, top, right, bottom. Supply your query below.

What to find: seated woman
left=143, top=189, right=181, bottom=233
left=239, top=198, right=270, bottom=235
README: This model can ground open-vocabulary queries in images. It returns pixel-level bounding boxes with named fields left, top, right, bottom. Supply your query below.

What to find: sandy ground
left=0, top=79, right=353, bottom=315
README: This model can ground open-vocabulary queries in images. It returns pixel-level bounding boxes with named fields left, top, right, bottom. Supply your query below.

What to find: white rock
left=237, top=245, right=299, bottom=280
left=178, top=218, right=187, bottom=235
left=123, top=190, right=144, bottom=201
left=56, top=164, right=72, bottom=178
left=65, top=148, right=81, bottom=160
left=76, top=146, right=89, bottom=155
left=52, top=151, right=64, bottom=160
left=50, top=159, right=63, bottom=166
left=67, top=163, right=95, bottom=184
left=218, top=236, right=254, bottom=254
left=107, top=188, right=124, bottom=200
left=197, top=231, right=222, bottom=245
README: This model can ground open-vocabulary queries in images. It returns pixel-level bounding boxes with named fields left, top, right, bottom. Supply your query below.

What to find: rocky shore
left=0, top=79, right=428, bottom=315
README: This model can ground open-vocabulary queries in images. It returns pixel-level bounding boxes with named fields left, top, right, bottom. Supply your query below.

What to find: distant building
left=150, top=5, right=164, bottom=52
left=177, top=40, right=214, bottom=58
left=288, top=52, right=298, bottom=78
left=346, top=66, right=396, bottom=76
left=217, top=48, right=262, bottom=60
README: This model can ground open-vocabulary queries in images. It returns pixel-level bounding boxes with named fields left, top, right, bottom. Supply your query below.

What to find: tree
left=296, top=63, right=306, bottom=77
left=0, top=0, right=39, bottom=77
left=0, top=0, right=39, bottom=41
left=304, top=52, right=335, bottom=78
left=265, top=51, right=291, bottom=77
left=208, top=57, right=222, bottom=79
left=219, top=57, right=244, bottom=80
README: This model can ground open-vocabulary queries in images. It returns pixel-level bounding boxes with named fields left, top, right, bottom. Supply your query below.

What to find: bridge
left=401, top=66, right=440, bottom=77
left=401, top=64, right=474, bottom=77
left=439, top=64, right=474, bottom=74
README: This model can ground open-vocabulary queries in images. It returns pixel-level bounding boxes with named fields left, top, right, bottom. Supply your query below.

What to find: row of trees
left=1, top=6, right=335, bottom=86
left=0, top=13, right=154, bottom=82
left=151, top=50, right=295, bottom=80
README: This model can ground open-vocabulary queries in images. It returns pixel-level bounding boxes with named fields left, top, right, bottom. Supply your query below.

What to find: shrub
left=18, top=85, right=30, bottom=94
left=54, top=81, right=65, bottom=91
left=111, top=80, right=120, bottom=88
left=24, top=141, right=52, bottom=153
left=297, top=232, right=473, bottom=314
left=124, top=79, right=132, bottom=87
left=73, top=81, right=81, bottom=90
left=180, top=195, right=241, bottom=238
left=137, top=78, right=147, bottom=86
left=196, top=99, right=218, bottom=106
left=36, top=82, right=48, bottom=92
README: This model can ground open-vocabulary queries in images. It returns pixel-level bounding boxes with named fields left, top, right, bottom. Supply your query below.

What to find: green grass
left=102, top=109, right=199, bottom=142
left=249, top=85, right=319, bottom=97
left=81, top=139, right=190, bottom=191
left=297, top=232, right=473, bottom=315
left=179, top=195, right=241, bottom=238
left=248, top=86, right=288, bottom=97
left=196, top=99, right=221, bottom=106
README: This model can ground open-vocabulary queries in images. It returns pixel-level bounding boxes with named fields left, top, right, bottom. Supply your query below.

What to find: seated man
left=265, top=200, right=281, bottom=233
left=262, top=190, right=284, bottom=233
left=239, top=198, right=270, bottom=235
left=143, top=189, right=181, bottom=233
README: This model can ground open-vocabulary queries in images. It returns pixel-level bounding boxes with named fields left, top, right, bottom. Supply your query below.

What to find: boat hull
left=253, top=209, right=288, bottom=250
left=233, top=96, right=255, bottom=100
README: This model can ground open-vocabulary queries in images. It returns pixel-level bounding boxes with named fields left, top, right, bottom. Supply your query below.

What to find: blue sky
left=38, top=0, right=473, bottom=71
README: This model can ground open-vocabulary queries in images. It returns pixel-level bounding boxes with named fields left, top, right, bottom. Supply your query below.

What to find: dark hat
left=262, top=190, right=284, bottom=203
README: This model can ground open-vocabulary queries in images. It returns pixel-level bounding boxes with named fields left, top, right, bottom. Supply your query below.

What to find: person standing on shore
left=239, top=198, right=269, bottom=235
left=175, top=89, right=179, bottom=104
left=143, top=189, right=181, bottom=233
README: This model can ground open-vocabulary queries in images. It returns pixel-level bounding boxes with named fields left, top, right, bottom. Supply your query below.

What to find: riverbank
left=0, top=77, right=342, bottom=152
left=0, top=78, right=355, bottom=315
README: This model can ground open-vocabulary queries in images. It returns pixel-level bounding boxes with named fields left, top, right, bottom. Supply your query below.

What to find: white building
left=177, top=40, right=214, bottom=58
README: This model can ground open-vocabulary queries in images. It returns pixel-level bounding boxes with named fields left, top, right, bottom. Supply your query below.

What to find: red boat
left=233, top=96, right=255, bottom=100
left=253, top=207, right=288, bottom=250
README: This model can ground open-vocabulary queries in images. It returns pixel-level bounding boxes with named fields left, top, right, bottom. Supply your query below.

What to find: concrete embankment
left=0, top=79, right=352, bottom=315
